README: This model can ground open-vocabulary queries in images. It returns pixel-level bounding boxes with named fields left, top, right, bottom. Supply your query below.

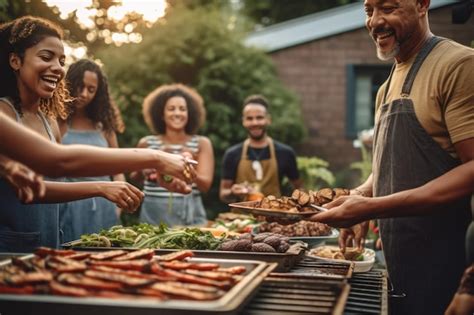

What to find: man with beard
left=311, top=1, right=474, bottom=314
left=219, top=95, right=302, bottom=202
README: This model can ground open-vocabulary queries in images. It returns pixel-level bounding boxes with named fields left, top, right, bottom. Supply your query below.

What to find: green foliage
left=97, top=6, right=306, bottom=217
left=296, top=156, right=335, bottom=190
left=350, top=142, right=372, bottom=186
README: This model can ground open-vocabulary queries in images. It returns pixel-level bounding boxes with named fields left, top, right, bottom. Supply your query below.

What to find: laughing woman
left=58, top=59, right=127, bottom=242
left=130, top=84, right=214, bottom=227
left=0, top=16, right=142, bottom=252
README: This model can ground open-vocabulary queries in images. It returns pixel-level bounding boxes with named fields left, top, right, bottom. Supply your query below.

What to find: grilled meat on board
left=0, top=247, right=247, bottom=301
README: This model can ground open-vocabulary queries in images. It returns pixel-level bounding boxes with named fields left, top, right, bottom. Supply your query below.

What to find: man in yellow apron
left=219, top=95, right=302, bottom=203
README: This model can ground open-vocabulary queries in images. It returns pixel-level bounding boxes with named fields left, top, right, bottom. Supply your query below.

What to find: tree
left=97, top=6, right=306, bottom=217
left=240, top=0, right=359, bottom=28
left=0, top=0, right=89, bottom=44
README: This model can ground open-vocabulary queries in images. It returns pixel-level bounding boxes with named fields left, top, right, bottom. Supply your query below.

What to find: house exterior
left=246, top=1, right=474, bottom=178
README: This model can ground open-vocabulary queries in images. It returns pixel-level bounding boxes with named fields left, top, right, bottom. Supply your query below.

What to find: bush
left=296, top=156, right=335, bottom=190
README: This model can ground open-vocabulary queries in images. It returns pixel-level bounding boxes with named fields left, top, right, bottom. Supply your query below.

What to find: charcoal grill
left=344, top=270, right=388, bottom=315
left=243, top=257, right=388, bottom=315
left=242, top=275, right=349, bottom=314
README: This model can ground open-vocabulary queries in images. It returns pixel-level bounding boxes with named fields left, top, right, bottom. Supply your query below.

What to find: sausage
left=113, top=249, right=154, bottom=261
left=90, top=250, right=128, bottom=261
left=50, top=281, right=91, bottom=297
left=57, top=273, right=123, bottom=291
left=87, top=259, right=150, bottom=271
left=6, top=272, right=53, bottom=285
left=155, top=250, right=194, bottom=262
left=84, top=270, right=155, bottom=287
left=149, top=282, right=222, bottom=300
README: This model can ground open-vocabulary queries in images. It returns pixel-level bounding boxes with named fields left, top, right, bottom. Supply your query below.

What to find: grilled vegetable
left=251, top=243, right=276, bottom=252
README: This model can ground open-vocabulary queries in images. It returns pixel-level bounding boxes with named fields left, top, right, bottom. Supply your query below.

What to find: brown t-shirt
left=375, top=39, right=474, bottom=157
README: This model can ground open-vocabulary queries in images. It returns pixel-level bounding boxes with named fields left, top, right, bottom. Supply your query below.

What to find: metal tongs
left=309, top=204, right=329, bottom=212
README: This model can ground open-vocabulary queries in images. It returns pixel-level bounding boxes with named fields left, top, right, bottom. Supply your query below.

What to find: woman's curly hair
left=65, top=59, right=124, bottom=133
left=0, top=15, right=70, bottom=120
left=143, top=83, right=205, bottom=135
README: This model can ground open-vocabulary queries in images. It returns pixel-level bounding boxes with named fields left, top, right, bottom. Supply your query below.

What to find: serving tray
left=0, top=253, right=275, bottom=315
left=61, top=242, right=306, bottom=273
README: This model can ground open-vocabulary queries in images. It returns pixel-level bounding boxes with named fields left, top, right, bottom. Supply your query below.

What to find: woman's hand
left=157, top=174, right=192, bottom=194
left=1, top=159, right=45, bottom=203
left=156, top=151, right=197, bottom=184
left=98, top=182, right=144, bottom=212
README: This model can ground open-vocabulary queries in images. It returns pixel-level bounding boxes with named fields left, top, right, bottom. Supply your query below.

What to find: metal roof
left=245, top=0, right=457, bottom=52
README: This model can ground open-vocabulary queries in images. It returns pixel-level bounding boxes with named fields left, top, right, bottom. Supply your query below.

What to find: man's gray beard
left=377, top=42, right=400, bottom=61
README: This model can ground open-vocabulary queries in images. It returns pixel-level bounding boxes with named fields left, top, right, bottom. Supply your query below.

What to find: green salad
left=75, top=223, right=226, bottom=250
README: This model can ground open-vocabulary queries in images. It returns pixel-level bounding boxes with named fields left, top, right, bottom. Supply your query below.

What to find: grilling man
left=311, top=1, right=474, bottom=314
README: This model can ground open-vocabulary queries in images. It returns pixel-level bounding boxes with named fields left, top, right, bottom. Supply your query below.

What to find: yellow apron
left=235, top=138, right=281, bottom=197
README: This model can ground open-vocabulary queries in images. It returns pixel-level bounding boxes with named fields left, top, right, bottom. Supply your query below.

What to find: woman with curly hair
left=130, top=84, right=214, bottom=226
left=58, top=59, right=128, bottom=242
left=0, top=16, right=143, bottom=252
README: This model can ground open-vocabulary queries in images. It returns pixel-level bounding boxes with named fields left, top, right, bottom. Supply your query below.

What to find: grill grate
left=242, top=258, right=387, bottom=315
left=242, top=276, right=349, bottom=315
left=344, top=270, right=388, bottom=315
left=289, top=258, right=354, bottom=279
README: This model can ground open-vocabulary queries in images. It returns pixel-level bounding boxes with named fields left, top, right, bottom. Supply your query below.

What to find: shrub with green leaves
left=296, top=156, right=335, bottom=190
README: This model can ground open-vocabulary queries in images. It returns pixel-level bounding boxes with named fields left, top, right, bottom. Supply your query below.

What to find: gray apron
left=373, top=37, right=471, bottom=315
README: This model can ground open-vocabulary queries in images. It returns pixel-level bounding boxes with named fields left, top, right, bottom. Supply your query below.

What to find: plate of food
left=229, top=200, right=318, bottom=221
left=255, top=221, right=339, bottom=247
left=229, top=189, right=349, bottom=221
left=306, top=245, right=375, bottom=273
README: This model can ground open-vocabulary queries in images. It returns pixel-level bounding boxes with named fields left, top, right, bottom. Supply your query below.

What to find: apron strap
left=382, top=63, right=397, bottom=104
left=267, top=137, right=275, bottom=158
left=241, top=139, right=250, bottom=160
left=401, top=36, right=444, bottom=96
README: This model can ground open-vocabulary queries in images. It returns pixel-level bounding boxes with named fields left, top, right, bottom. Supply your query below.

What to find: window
left=346, top=64, right=392, bottom=138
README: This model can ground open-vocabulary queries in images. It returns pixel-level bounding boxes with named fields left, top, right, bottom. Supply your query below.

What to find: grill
left=287, top=258, right=354, bottom=279
left=242, top=276, right=349, bottom=314
left=242, top=258, right=388, bottom=315
left=344, top=270, right=388, bottom=315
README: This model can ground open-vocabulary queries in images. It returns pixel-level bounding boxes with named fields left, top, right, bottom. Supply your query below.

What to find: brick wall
left=268, top=5, right=474, bottom=179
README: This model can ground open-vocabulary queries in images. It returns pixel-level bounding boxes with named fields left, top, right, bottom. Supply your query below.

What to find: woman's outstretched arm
left=0, top=113, right=195, bottom=183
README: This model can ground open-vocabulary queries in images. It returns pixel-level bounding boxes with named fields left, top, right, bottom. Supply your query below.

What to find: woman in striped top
left=130, top=84, right=214, bottom=227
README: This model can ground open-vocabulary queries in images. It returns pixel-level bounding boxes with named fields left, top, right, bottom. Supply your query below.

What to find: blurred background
left=1, top=0, right=473, bottom=221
